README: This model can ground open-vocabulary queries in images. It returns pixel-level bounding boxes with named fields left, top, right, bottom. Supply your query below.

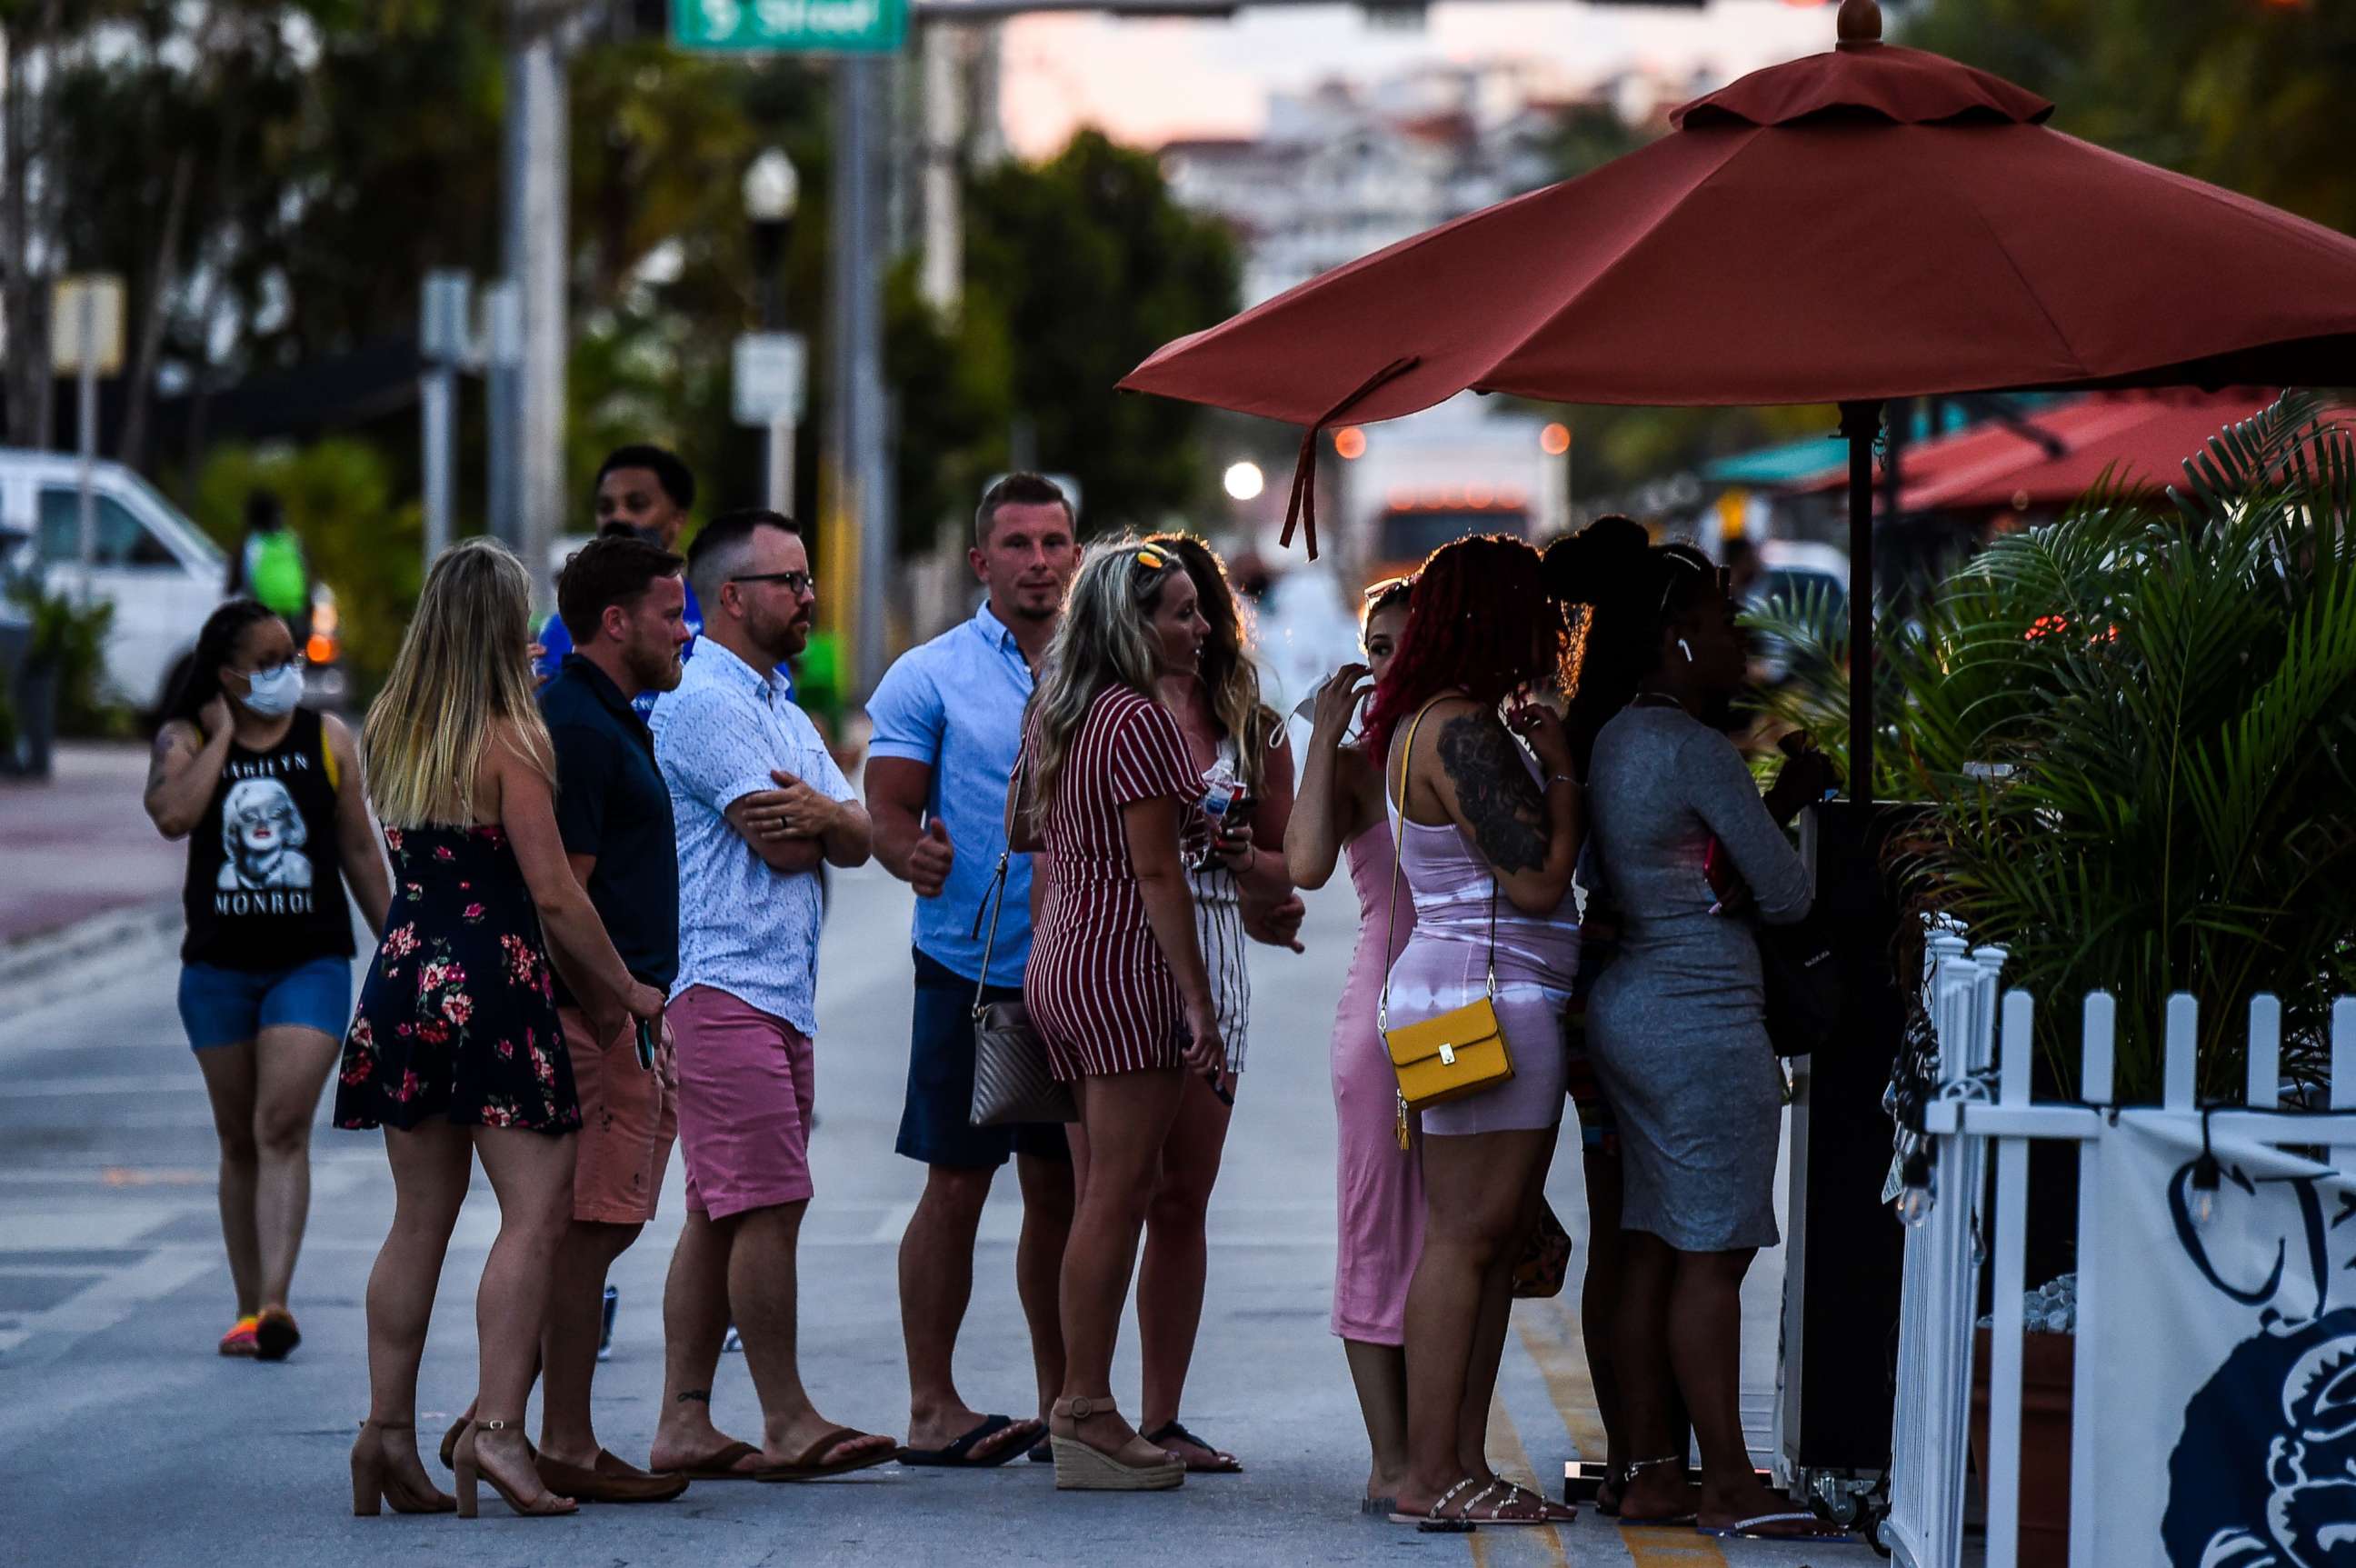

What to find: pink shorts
left=670, top=985, right=815, bottom=1220
left=560, top=1006, right=677, bottom=1225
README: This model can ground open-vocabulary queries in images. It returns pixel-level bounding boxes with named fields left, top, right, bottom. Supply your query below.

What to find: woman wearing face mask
left=144, top=598, right=392, bottom=1362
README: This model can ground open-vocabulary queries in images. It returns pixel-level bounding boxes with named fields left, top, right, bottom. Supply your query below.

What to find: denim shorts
left=896, top=948, right=1071, bottom=1171
left=177, top=956, right=354, bottom=1050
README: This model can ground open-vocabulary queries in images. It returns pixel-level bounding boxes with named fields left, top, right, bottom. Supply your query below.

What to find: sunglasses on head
left=1133, top=544, right=1170, bottom=573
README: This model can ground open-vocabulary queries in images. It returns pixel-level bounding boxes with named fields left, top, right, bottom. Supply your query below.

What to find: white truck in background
left=1330, top=392, right=1572, bottom=589
left=0, top=450, right=345, bottom=719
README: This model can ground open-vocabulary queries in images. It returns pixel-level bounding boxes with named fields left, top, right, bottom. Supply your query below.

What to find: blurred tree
left=1903, top=0, right=2356, bottom=234
left=189, top=439, right=423, bottom=696
left=967, top=130, right=1241, bottom=535
left=885, top=255, right=1013, bottom=554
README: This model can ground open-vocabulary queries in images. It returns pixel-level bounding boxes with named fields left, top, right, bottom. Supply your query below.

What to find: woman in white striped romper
left=1134, top=534, right=1299, bottom=1473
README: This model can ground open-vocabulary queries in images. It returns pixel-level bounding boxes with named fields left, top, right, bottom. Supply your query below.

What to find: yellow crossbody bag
left=1378, top=700, right=1512, bottom=1147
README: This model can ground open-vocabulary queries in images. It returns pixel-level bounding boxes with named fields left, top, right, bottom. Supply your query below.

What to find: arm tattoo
left=1435, top=713, right=1549, bottom=874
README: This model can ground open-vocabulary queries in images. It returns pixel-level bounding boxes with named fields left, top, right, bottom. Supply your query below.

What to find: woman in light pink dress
left=1282, top=578, right=1420, bottom=1513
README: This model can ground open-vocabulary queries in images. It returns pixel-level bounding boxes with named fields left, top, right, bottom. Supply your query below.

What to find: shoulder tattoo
left=1435, top=712, right=1548, bottom=874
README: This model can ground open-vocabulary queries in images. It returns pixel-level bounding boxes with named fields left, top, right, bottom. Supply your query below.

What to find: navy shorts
left=897, top=948, right=1071, bottom=1170
left=178, top=956, right=353, bottom=1051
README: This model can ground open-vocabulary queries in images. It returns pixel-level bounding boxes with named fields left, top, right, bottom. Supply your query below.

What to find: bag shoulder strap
left=970, top=740, right=1030, bottom=1018
left=1377, top=697, right=1497, bottom=1031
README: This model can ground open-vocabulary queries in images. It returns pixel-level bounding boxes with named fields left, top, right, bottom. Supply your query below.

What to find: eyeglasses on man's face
left=731, top=570, right=814, bottom=595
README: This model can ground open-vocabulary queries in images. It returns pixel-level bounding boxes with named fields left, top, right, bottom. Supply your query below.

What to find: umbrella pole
left=1839, top=400, right=1883, bottom=799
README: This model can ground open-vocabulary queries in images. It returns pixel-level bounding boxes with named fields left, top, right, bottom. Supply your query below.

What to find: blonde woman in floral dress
left=335, top=539, right=663, bottom=1521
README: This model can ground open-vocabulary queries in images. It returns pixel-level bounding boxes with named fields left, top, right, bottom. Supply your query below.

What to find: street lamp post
left=744, top=148, right=800, bottom=518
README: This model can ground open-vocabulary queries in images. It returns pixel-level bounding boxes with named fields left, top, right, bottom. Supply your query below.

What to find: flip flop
left=894, top=1414, right=1041, bottom=1469
left=758, top=1427, right=898, bottom=1482
left=1143, top=1420, right=1242, bottom=1473
left=1699, top=1510, right=1853, bottom=1542
left=670, top=1440, right=764, bottom=1480
left=1618, top=1511, right=1702, bottom=1527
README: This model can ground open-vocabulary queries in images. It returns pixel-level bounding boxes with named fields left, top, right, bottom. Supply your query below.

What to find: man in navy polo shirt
left=532, top=533, right=694, bottom=1502
left=867, top=474, right=1081, bottom=1466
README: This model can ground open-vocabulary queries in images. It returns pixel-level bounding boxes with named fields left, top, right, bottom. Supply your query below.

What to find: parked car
left=0, top=449, right=345, bottom=720
left=1746, top=538, right=1850, bottom=686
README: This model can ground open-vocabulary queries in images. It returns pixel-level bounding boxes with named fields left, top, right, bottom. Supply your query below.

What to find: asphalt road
left=0, top=854, right=1878, bottom=1568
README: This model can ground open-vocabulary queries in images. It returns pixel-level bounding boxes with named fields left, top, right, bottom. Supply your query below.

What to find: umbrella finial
left=1836, top=0, right=1882, bottom=46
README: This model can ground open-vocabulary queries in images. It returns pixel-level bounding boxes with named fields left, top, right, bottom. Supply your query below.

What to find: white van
left=0, top=449, right=344, bottom=717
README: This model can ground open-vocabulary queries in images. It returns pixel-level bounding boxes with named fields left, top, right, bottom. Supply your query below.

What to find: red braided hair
left=1363, top=534, right=1561, bottom=766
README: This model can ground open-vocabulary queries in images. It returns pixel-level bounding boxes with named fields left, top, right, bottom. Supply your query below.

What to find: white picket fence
left=1883, top=938, right=2356, bottom=1567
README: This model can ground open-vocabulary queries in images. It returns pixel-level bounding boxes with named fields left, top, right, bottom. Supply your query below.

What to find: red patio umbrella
left=1120, top=0, right=2356, bottom=787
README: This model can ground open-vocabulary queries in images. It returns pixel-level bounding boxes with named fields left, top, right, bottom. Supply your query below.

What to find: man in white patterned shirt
left=646, top=509, right=896, bottom=1481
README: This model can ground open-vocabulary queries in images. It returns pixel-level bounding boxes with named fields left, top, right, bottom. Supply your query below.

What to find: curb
left=0, top=898, right=181, bottom=1014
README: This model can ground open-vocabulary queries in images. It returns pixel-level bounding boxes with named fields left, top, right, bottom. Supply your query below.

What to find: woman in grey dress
left=1551, top=518, right=1842, bottom=1540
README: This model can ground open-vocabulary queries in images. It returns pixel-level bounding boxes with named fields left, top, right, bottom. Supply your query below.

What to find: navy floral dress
left=334, top=824, right=579, bottom=1135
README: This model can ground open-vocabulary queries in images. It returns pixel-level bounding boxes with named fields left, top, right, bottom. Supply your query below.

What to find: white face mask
left=237, top=663, right=304, bottom=717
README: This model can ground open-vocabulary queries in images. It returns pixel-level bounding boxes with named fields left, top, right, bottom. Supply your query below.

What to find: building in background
left=1159, top=59, right=1690, bottom=306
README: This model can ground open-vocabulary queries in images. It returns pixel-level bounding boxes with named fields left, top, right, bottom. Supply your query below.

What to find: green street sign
left=673, top=0, right=909, bottom=54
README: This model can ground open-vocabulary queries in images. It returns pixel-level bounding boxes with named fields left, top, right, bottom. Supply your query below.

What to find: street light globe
left=744, top=148, right=800, bottom=224
left=1223, top=461, right=1265, bottom=502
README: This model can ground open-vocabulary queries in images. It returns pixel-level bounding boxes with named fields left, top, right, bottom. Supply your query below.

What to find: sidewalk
left=0, top=741, right=181, bottom=945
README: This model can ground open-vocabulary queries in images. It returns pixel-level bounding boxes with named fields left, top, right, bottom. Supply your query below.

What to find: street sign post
left=673, top=0, right=909, bottom=53
left=736, top=332, right=810, bottom=519
left=52, top=276, right=127, bottom=605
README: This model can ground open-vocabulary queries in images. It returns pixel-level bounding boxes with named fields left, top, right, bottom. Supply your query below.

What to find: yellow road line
left=1622, top=1526, right=1727, bottom=1567
left=1514, top=1292, right=1611, bottom=1457
left=1478, top=1385, right=1571, bottom=1568
left=1512, top=1295, right=1726, bottom=1568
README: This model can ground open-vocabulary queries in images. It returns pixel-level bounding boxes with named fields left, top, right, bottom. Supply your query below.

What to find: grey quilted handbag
left=968, top=747, right=1075, bottom=1127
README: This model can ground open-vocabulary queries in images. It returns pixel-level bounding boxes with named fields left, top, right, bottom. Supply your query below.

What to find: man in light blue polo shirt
left=866, top=473, right=1080, bottom=1467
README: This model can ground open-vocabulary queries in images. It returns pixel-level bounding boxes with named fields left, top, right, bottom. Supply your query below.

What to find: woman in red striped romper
left=1017, top=540, right=1226, bottom=1492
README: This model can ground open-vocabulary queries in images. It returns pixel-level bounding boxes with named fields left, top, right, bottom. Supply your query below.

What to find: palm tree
left=1748, top=392, right=2356, bottom=1101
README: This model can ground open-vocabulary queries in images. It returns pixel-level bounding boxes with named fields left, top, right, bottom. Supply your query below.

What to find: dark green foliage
left=1750, top=394, right=2356, bottom=1100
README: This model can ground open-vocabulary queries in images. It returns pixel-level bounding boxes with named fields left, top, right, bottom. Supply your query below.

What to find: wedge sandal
left=1047, top=1397, right=1183, bottom=1492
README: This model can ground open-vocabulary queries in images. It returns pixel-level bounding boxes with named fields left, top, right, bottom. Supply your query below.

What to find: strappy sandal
left=350, top=1419, right=455, bottom=1516
left=455, top=1419, right=577, bottom=1518
left=1454, top=1480, right=1561, bottom=1526
left=1612, top=1454, right=1700, bottom=1527
left=1142, top=1419, right=1242, bottom=1473
left=1500, top=1480, right=1577, bottom=1523
left=1389, top=1476, right=1482, bottom=1531
left=1047, top=1396, right=1183, bottom=1492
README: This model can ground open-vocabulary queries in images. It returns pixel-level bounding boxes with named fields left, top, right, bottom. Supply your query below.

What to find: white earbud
left=1677, top=638, right=1693, bottom=663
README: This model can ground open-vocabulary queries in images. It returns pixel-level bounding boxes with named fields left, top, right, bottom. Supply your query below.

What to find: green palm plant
left=1747, top=392, right=2356, bottom=1101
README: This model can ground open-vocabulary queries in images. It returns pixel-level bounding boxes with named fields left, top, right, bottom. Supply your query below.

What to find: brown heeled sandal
left=454, top=1419, right=577, bottom=1518
left=1046, top=1397, right=1183, bottom=1492
left=351, top=1419, right=455, bottom=1516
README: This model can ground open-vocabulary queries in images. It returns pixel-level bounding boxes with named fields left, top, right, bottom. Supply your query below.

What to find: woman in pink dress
left=1283, top=577, right=1419, bottom=1513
